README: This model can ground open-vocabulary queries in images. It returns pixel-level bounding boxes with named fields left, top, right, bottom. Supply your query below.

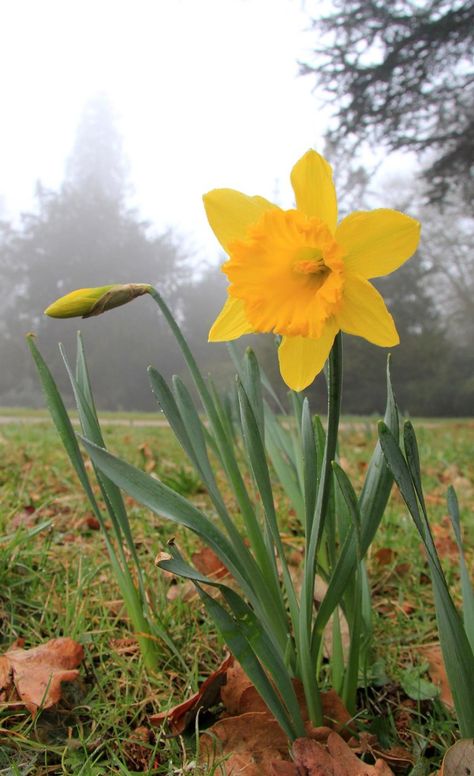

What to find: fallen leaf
left=430, top=517, right=460, bottom=561
left=138, top=442, right=157, bottom=472
left=200, top=711, right=289, bottom=776
left=440, top=738, right=474, bottom=776
left=220, top=661, right=352, bottom=733
left=191, top=546, right=229, bottom=580
left=84, top=515, right=100, bottom=530
left=324, top=732, right=394, bottom=775
left=418, top=645, right=454, bottom=709
left=9, top=505, right=37, bottom=530
left=292, top=736, right=336, bottom=773
left=122, top=726, right=161, bottom=771
left=373, top=548, right=395, bottom=566
left=0, top=637, right=84, bottom=715
left=150, top=653, right=233, bottom=735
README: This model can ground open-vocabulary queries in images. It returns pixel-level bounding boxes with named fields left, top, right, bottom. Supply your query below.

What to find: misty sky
left=1, top=0, right=413, bottom=265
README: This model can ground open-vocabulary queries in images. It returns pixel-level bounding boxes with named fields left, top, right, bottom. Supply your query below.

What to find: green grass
left=0, top=413, right=473, bottom=774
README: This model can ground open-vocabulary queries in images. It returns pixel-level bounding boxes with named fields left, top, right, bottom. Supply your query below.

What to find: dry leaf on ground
left=221, top=660, right=352, bottom=734
left=200, top=711, right=290, bottom=776
left=291, top=732, right=395, bottom=775
left=199, top=662, right=401, bottom=775
left=0, top=637, right=84, bottom=715
left=440, top=738, right=474, bottom=776
left=418, top=644, right=454, bottom=709
left=122, top=726, right=161, bottom=771
left=150, top=653, right=233, bottom=735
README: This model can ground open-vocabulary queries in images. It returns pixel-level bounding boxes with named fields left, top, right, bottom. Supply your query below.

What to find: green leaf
left=301, top=399, right=317, bottom=537
left=447, top=486, right=474, bottom=652
left=157, top=548, right=305, bottom=738
left=379, top=423, right=474, bottom=737
left=332, top=462, right=361, bottom=561
left=243, top=348, right=265, bottom=442
left=401, top=666, right=439, bottom=701
left=80, top=437, right=247, bottom=586
left=27, top=336, right=101, bottom=519
left=237, top=379, right=298, bottom=630
left=312, top=357, right=398, bottom=656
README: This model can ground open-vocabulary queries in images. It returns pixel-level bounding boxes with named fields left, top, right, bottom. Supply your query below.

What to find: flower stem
left=298, top=331, right=343, bottom=726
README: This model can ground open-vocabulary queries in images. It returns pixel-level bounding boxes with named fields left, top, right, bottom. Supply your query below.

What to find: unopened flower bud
left=44, top=283, right=152, bottom=319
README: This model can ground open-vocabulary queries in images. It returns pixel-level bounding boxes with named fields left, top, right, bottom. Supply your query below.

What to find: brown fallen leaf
left=192, top=546, right=229, bottom=580
left=150, top=653, right=233, bottom=735
left=326, top=732, right=395, bottom=774
left=430, top=517, right=460, bottom=561
left=122, top=726, right=161, bottom=771
left=373, top=548, right=395, bottom=567
left=200, top=711, right=290, bottom=776
left=221, top=661, right=353, bottom=734
left=0, top=637, right=84, bottom=715
left=440, top=738, right=474, bottom=776
left=292, top=736, right=336, bottom=774
left=418, top=644, right=454, bottom=709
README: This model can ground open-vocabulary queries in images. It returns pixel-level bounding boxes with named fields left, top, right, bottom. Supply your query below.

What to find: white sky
left=0, top=0, right=411, bottom=264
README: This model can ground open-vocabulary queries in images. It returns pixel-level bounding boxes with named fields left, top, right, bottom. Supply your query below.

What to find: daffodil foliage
left=204, top=150, right=420, bottom=391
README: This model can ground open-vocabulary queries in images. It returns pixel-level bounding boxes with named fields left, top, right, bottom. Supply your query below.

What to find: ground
left=0, top=412, right=472, bottom=774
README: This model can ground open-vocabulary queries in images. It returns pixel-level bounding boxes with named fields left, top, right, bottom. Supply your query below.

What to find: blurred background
left=0, top=0, right=472, bottom=415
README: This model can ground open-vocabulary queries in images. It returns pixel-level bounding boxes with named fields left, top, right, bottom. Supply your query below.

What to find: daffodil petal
left=290, top=150, right=337, bottom=233
left=208, top=296, right=254, bottom=341
left=336, top=209, right=421, bottom=279
left=203, top=189, right=278, bottom=252
left=337, top=275, right=399, bottom=346
left=278, top=322, right=338, bottom=391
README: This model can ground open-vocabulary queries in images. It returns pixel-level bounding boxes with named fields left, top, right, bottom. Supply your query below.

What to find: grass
left=0, top=413, right=473, bottom=774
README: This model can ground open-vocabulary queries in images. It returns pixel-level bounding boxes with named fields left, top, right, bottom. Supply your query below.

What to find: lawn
left=0, top=413, right=473, bottom=774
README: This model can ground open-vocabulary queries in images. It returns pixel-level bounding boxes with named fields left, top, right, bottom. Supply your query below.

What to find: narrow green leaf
left=403, top=421, right=427, bottom=513
left=75, top=332, right=99, bottom=423
left=80, top=437, right=247, bottom=587
left=237, top=380, right=299, bottom=629
left=157, top=550, right=305, bottom=737
left=447, top=486, right=474, bottom=652
left=243, top=348, right=265, bottom=442
left=312, top=356, right=398, bottom=657
left=380, top=425, right=474, bottom=736
left=27, top=336, right=101, bottom=516
left=80, top=436, right=287, bottom=649
left=301, top=399, right=317, bottom=537
left=378, top=422, right=424, bottom=535
left=332, top=462, right=361, bottom=561
left=60, top=344, right=139, bottom=567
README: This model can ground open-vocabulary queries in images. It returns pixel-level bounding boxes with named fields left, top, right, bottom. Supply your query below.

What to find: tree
left=301, top=1, right=474, bottom=203
left=0, top=95, right=191, bottom=409
left=419, top=201, right=474, bottom=346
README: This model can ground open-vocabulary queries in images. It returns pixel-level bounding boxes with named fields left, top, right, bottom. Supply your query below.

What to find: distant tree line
left=0, top=89, right=472, bottom=416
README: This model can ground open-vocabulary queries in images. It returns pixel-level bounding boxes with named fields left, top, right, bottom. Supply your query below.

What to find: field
left=0, top=412, right=473, bottom=775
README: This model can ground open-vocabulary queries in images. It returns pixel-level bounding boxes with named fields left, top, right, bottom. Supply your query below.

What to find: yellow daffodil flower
left=203, top=150, right=421, bottom=391
left=45, top=283, right=152, bottom=319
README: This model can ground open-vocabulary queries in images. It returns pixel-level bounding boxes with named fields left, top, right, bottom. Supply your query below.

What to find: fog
left=1, top=1, right=472, bottom=416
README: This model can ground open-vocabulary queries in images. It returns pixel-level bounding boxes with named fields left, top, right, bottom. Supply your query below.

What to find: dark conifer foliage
left=0, top=95, right=191, bottom=409
left=301, top=1, right=474, bottom=203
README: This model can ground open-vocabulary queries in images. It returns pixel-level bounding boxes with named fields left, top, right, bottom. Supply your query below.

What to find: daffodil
left=45, top=283, right=152, bottom=319
left=203, top=150, right=420, bottom=391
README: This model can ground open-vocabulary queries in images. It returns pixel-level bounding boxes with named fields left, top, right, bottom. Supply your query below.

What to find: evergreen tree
left=0, top=95, right=191, bottom=409
left=302, top=1, right=474, bottom=203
